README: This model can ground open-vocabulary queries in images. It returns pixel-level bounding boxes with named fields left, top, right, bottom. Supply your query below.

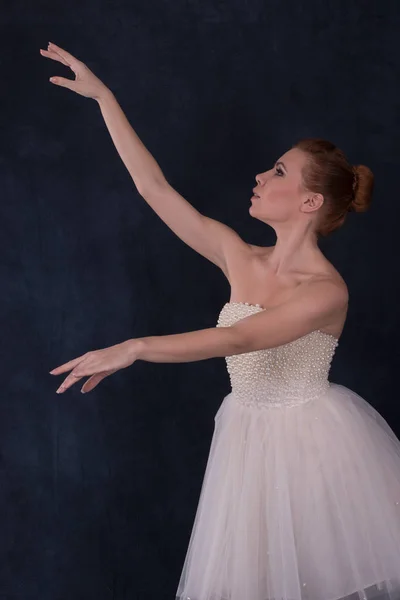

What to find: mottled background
left=1, top=0, right=399, bottom=598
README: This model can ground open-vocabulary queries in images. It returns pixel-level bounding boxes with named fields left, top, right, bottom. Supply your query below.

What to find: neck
left=268, top=222, right=320, bottom=275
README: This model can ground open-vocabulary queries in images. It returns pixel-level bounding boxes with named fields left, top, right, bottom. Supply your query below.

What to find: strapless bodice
left=216, top=302, right=339, bottom=408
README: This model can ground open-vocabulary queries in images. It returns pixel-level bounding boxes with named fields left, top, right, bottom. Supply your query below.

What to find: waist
left=229, top=379, right=331, bottom=409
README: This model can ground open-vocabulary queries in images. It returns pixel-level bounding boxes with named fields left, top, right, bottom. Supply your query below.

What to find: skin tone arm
left=40, top=42, right=244, bottom=272
left=40, top=42, right=246, bottom=394
left=50, top=278, right=346, bottom=394
left=93, top=90, right=166, bottom=194
left=41, top=44, right=345, bottom=395
left=41, top=43, right=169, bottom=194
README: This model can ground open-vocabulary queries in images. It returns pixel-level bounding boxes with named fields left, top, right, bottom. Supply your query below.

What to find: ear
left=302, top=192, right=324, bottom=213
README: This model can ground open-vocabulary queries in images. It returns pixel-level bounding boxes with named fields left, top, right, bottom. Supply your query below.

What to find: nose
left=255, top=173, right=264, bottom=185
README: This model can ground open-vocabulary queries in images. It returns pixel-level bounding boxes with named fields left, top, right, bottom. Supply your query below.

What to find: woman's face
left=250, top=148, right=320, bottom=224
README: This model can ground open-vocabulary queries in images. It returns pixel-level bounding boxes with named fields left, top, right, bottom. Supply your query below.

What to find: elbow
left=138, top=177, right=168, bottom=199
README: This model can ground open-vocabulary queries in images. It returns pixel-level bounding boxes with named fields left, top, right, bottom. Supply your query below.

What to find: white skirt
left=175, top=383, right=400, bottom=600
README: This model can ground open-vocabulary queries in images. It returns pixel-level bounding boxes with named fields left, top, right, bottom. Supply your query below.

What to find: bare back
left=221, top=241, right=349, bottom=340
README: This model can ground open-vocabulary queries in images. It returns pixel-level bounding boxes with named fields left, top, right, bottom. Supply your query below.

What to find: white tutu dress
left=176, top=302, right=400, bottom=600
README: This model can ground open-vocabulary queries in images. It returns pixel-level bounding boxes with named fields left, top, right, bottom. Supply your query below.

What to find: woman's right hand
left=40, top=42, right=109, bottom=101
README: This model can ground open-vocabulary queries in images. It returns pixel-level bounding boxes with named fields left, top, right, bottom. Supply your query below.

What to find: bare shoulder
left=305, top=261, right=349, bottom=315
left=308, top=272, right=349, bottom=304
left=313, top=259, right=348, bottom=295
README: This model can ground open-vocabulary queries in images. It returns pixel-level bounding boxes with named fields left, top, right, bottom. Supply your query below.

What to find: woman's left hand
left=49, top=339, right=141, bottom=394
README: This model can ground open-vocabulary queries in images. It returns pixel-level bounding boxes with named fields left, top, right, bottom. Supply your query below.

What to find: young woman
left=42, top=42, right=400, bottom=600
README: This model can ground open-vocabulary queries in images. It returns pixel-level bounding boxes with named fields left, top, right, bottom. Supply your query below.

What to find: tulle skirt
left=175, top=383, right=400, bottom=600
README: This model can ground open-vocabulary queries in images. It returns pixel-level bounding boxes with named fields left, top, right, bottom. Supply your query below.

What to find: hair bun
left=350, top=164, right=374, bottom=212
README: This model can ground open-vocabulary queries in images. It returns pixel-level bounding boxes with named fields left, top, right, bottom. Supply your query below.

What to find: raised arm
left=40, top=42, right=247, bottom=276
left=96, top=90, right=246, bottom=274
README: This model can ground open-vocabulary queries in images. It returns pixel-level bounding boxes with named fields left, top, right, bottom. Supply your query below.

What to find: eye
left=275, top=167, right=284, bottom=176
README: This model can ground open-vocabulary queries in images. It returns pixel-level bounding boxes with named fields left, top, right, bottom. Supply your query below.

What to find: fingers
left=52, top=354, right=104, bottom=394
left=81, top=372, right=110, bottom=394
left=48, top=42, right=80, bottom=66
left=50, top=354, right=87, bottom=375
left=50, top=347, right=121, bottom=394
left=54, top=359, right=94, bottom=393
left=49, top=76, right=77, bottom=91
left=40, top=44, right=77, bottom=89
left=56, top=372, right=85, bottom=394
left=39, top=48, right=70, bottom=67
left=57, top=369, right=114, bottom=394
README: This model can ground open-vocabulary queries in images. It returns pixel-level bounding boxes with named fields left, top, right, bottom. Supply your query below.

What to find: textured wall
left=1, top=1, right=399, bottom=598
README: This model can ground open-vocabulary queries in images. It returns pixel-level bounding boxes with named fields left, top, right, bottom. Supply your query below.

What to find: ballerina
left=41, top=42, right=400, bottom=600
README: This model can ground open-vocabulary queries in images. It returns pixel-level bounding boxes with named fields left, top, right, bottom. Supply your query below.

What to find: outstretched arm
left=40, top=42, right=247, bottom=274
left=41, top=42, right=164, bottom=191
left=49, top=325, right=240, bottom=394
left=135, top=278, right=346, bottom=363
left=95, top=90, right=165, bottom=194
left=50, top=278, right=346, bottom=394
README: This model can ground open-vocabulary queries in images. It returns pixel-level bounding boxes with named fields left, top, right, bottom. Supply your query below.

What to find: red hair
left=293, top=138, right=374, bottom=237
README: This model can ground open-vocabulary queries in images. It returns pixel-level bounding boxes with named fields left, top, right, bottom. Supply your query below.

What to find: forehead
left=277, top=148, right=307, bottom=170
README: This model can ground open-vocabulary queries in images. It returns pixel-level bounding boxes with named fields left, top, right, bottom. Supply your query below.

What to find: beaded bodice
left=216, top=302, right=339, bottom=408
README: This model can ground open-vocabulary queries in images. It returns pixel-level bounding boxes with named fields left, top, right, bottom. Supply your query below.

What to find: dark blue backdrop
left=1, top=1, right=399, bottom=598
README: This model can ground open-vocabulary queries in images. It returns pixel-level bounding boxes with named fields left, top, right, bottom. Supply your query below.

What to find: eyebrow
left=275, top=161, right=287, bottom=171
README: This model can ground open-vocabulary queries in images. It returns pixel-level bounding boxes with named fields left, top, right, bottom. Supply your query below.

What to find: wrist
left=96, top=86, right=114, bottom=106
left=126, top=337, right=146, bottom=361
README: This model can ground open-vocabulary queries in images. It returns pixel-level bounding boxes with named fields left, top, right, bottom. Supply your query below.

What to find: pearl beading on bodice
left=216, top=302, right=339, bottom=409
